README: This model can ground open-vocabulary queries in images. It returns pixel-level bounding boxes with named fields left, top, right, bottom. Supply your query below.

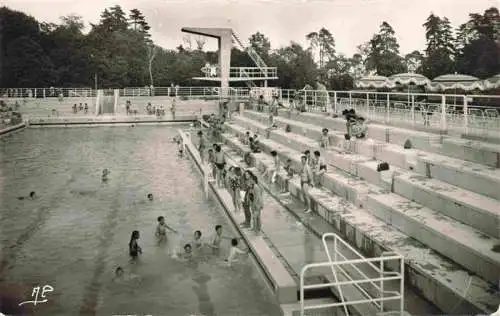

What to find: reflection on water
left=0, top=126, right=282, bottom=316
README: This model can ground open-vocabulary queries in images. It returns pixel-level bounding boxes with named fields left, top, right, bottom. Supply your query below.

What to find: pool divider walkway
left=0, top=122, right=26, bottom=136
left=178, top=128, right=407, bottom=316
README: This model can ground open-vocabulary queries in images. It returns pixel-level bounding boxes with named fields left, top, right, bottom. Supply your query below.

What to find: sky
left=2, top=0, right=498, bottom=56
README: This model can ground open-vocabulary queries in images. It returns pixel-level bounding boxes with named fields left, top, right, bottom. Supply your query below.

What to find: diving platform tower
left=181, top=27, right=278, bottom=98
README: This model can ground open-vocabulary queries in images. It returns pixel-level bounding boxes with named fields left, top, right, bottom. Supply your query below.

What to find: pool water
left=0, top=126, right=282, bottom=316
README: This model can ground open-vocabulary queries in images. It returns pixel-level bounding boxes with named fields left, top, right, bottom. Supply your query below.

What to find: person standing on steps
left=170, top=98, right=176, bottom=120
left=240, top=170, right=253, bottom=228
left=197, top=131, right=206, bottom=164
left=249, top=172, right=263, bottom=235
left=299, top=155, right=314, bottom=214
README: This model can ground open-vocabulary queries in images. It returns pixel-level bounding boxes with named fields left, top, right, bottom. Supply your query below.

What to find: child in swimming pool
left=102, top=169, right=110, bottom=182
left=181, top=244, right=193, bottom=261
left=147, top=193, right=154, bottom=202
left=129, top=230, right=142, bottom=262
left=17, top=191, right=36, bottom=200
left=193, top=230, right=204, bottom=250
left=224, top=238, right=248, bottom=266
left=173, top=136, right=183, bottom=156
left=155, top=216, right=178, bottom=244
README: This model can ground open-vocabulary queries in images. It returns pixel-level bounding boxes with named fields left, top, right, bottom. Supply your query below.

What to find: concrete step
left=393, top=173, right=500, bottom=238
left=223, top=144, right=412, bottom=316
left=442, top=138, right=500, bottom=168
left=275, top=110, right=442, bottom=151
left=238, top=112, right=500, bottom=237
left=225, top=122, right=382, bottom=208
left=365, top=193, right=500, bottom=284
left=223, top=127, right=500, bottom=283
left=273, top=109, right=500, bottom=168
left=220, top=131, right=500, bottom=315
left=414, top=152, right=500, bottom=200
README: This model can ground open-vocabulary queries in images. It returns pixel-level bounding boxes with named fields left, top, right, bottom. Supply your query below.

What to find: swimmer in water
left=179, top=244, right=193, bottom=261
left=114, top=266, right=124, bottom=279
left=102, top=169, right=110, bottom=182
left=209, top=225, right=240, bottom=256
left=175, top=137, right=184, bottom=156
left=224, top=238, right=248, bottom=266
left=193, top=230, right=204, bottom=250
left=113, top=266, right=139, bottom=283
left=155, top=216, right=178, bottom=246
left=147, top=193, right=154, bottom=201
left=129, top=230, right=142, bottom=262
left=17, top=191, right=36, bottom=200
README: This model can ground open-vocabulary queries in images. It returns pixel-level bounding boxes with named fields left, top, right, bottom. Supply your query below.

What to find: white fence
left=2, top=86, right=499, bottom=138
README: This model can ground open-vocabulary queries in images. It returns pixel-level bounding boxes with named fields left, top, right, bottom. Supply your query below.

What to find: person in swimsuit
left=319, top=128, right=330, bottom=148
left=207, top=148, right=216, bottom=179
left=224, top=238, right=248, bottom=266
left=210, top=225, right=223, bottom=256
left=249, top=172, right=263, bottom=235
left=209, top=225, right=238, bottom=256
left=303, top=150, right=313, bottom=167
left=312, top=151, right=327, bottom=187
left=240, top=171, right=253, bottom=228
left=129, top=230, right=142, bottom=262
left=282, top=159, right=294, bottom=193
left=214, top=144, right=226, bottom=188
left=102, top=169, right=110, bottom=182
left=170, top=98, right=176, bottom=120
left=242, top=131, right=251, bottom=145
left=180, top=244, right=193, bottom=261
left=155, top=216, right=178, bottom=245
left=299, top=155, right=314, bottom=214
left=265, top=115, right=277, bottom=138
left=17, top=191, right=36, bottom=200
left=147, top=193, right=154, bottom=202
left=230, top=167, right=242, bottom=212
left=193, top=230, right=204, bottom=250
left=197, top=131, right=206, bottom=163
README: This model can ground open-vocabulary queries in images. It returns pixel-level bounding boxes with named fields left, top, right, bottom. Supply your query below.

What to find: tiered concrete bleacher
left=117, top=97, right=219, bottom=115
left=4, top=97, right=97, bottom=117
left=222, top=108, right=500, bottom=315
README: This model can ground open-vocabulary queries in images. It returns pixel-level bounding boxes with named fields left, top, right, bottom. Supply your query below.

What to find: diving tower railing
left=200, top=66, right=278, bottom=79
left=299, top=233, right=405, bottom=316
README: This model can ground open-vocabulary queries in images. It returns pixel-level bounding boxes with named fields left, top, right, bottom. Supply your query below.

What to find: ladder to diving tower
left=231, top=31, right=271, bottom=88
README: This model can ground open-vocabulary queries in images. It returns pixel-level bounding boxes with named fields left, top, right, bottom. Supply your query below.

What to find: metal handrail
left=300, top=233, right=405, bottom=316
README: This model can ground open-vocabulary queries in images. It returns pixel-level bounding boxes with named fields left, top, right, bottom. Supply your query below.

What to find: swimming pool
left=0, top=126, right=282, bottom=316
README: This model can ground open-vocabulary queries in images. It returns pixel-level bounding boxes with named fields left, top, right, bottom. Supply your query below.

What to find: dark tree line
left=0, top=5, right=498, bottom=90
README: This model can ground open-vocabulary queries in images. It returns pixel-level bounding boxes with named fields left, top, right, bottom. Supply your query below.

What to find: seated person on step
left=281, top=159, right=294, bottom=193
left=342, top=109, right=367, bottom=139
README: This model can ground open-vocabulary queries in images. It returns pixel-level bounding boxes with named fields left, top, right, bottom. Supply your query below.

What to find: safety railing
left=277, top=90, right=500, bottom=139
left=300, top=233, right=405, bottom=316
left=2, top=86, right=499, bottom=138
left=1, top=87, right=95, bottom=99
left=200, top=66, right=278, bottom=79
